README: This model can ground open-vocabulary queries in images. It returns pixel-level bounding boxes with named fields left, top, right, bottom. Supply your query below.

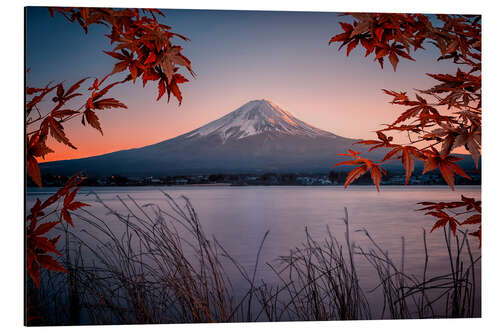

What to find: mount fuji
left=183, top=99, right=338, bottom=142
left=39, top=99, right=474, bottom=177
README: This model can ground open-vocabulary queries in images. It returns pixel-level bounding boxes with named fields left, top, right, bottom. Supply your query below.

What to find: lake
left=26, top=185, right=481, bottom=320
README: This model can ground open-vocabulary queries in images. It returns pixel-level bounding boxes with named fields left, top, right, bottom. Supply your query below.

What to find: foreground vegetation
left=26, top=192, right=480, bottom=325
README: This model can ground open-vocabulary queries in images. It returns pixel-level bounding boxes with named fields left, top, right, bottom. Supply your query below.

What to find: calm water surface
left=27, top=185, right=481, bottom=316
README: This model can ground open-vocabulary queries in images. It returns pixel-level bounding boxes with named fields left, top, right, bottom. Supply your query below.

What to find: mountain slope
left=181, top=99, right=337, bottom=141
left=40, top=99, right=476, bottom=177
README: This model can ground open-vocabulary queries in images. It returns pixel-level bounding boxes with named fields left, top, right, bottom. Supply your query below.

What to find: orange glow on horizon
left=38, top=97, right=472, bottom=163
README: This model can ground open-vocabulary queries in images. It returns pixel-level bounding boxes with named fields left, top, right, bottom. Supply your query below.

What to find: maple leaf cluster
left=417, top=195, right=481, bottom=247
left=26, top=7, right=195, bottom=293
left=329, top=14, right=481, bottom=245
left=27, top=7, right=194, bottom=188
left=49, top=7, right=194, bottom=104
left=26, top=75, right=129, bottom=187
left=330, top=13, right=480, bottom=72
left=334, top=149, right=386, bottom=191
left=26, top=175, right=89, bottom=288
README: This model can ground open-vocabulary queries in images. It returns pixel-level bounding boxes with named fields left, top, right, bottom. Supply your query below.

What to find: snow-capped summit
left=184, top=99, right=336, bottom=142
left=41, top=98, right=477, bottom=177
left=41, top=99, right=370, bottom=176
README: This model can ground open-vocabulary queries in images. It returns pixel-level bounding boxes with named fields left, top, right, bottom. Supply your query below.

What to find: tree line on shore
left=28, top=169, right=481, bottom=187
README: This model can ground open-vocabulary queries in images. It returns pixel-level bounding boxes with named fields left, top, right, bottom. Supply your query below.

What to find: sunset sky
left=26, top=7, right=460, bottom=162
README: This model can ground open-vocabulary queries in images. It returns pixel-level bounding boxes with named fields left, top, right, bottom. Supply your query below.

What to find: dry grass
left=354, top=226, right=479, bottom=319
left=26, top=191, right=480, bottom=325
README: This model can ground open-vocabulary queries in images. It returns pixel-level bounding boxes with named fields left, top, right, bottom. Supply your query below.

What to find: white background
left=1, top=0, right=498, bottom=332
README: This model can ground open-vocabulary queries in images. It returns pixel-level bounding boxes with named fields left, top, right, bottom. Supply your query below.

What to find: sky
left=25, top=7, right=460, bottom=162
